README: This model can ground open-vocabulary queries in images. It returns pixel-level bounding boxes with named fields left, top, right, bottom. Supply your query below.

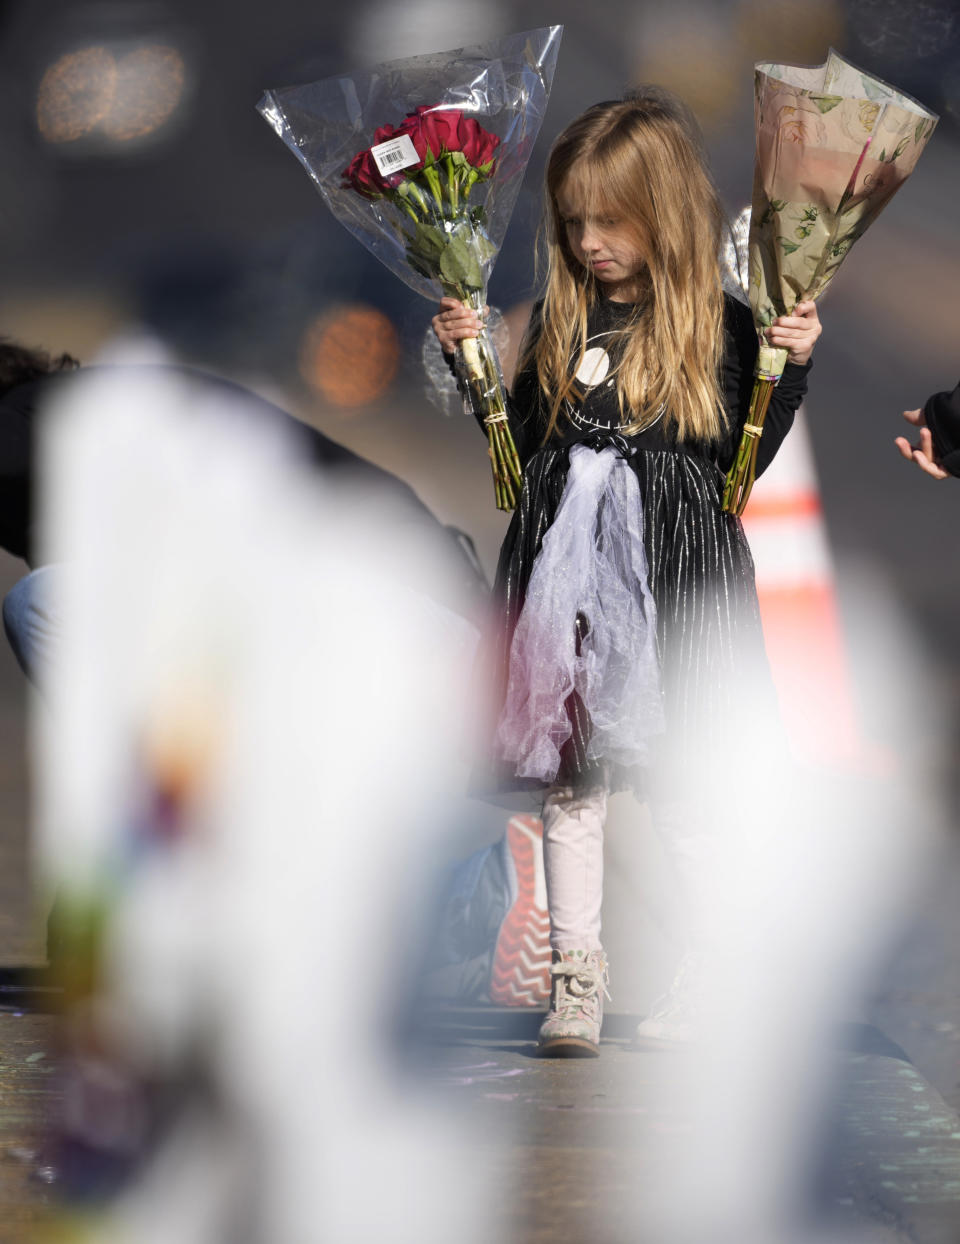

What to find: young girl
left=433, top=90, right=821, bottom=1056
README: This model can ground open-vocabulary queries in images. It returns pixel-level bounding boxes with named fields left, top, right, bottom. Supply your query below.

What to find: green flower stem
left=443, top=154, right=460, bottom=216
left=722, top=341, right=787, bottom=515
left=455, top=290, right=520, bottom=510
left=440, top=280, right=467, bottom=303
left=422, top=162, right=445, bottom=215
left=394, top=196, right=421, bottom=224
left=399, top=180, right=432, bottom=220
left=721, top=376, right=777, bottom=515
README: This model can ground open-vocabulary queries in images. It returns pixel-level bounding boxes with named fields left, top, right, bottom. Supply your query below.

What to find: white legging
left=541, top=783, right=608, bottom=952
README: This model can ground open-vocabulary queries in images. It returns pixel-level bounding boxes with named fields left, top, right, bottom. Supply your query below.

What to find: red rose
left=387, top=118, right=424, bottom=165
left=390, top=110, right=440, bottom=166
left=342, top=105, right=501, bottom=200
left=458, top=115, right=500, bottom=169
left=407, top=105, right=463, bottom=162
left=371, top=122, right=397, bottom=146
left=342, top=119, right=412, bottom=197
left=342, top=147, right=389, bottom=198
left=396, top=104, right=500, bottom=171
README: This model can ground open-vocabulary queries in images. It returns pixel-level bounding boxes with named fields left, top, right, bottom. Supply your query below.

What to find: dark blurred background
left=0, top=0, right=957, bottom=962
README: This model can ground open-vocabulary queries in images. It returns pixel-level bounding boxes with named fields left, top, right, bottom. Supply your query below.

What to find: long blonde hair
left=529, top=90, right=726, bottom=444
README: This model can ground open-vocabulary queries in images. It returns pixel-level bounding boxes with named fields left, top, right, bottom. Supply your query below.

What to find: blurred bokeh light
left=101, top=45, right=186, bottom=143
left=37, top=41, right=188, bottom=150
left=36, top=46, right=117, bottom=143
left=298, top=305, right=400, bottom=408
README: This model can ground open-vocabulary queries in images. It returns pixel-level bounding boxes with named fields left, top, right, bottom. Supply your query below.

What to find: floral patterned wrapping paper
left=722, top=51, right=937, bottom=516
left=749, top=49, right=938, bottom=336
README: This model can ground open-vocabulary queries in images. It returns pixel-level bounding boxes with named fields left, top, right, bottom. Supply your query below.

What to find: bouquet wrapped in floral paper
left=722, top=50, right=937, bottom=515
left=258, top=27, right=563, bottom=510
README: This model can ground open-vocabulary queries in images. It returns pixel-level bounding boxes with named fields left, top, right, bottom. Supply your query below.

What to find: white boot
left=633, top=949, right=701, bottom=1048
left=538, top=948, right=610, bottom=1057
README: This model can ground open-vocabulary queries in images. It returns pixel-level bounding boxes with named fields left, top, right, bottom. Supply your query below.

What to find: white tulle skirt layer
left=496, top=445, right=665, bottom=783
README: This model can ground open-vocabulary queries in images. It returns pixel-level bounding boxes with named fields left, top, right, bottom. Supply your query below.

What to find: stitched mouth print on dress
left=561, top=325, right=665, bottom=439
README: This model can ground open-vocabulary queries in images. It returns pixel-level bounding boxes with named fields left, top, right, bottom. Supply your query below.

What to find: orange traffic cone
left=742, top=409, right=864, bottom=767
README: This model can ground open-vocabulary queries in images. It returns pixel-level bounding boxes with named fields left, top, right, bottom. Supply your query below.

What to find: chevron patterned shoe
left=537, top=949, right=609, bottom=1057
left=489, top=815, right=552, bottom=1007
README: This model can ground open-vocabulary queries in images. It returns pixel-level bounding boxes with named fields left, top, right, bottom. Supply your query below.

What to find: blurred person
left=0, top=337, right=488, bottom=684
left=433, top=90, right=822, bottom=1057
left=895, top=383, right=960, bottom=479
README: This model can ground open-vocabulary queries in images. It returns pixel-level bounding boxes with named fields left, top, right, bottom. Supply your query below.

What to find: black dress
left=479, top=292, right=811, bottom=798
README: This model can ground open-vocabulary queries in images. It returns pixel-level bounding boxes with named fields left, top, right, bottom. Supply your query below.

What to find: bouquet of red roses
left=341, top=103, right=517, bottom=505
left=258, top=27, right=562, bottom=511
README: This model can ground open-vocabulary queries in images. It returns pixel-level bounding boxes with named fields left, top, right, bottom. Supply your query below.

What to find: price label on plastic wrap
left=371, top=133, right=420, bottom=176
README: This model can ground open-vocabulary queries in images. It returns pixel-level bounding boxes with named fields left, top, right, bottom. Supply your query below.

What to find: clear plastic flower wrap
left=258, top=26, right=563, bottom=510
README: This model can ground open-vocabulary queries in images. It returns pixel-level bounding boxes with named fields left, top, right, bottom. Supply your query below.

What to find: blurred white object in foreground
left=628, top=572, right=945, bottom=1244
left=35, top=359, right=489, bottom=1243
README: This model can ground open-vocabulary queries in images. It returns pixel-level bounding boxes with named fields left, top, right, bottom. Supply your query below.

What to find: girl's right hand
left=432, top=297, right=486, bottom=355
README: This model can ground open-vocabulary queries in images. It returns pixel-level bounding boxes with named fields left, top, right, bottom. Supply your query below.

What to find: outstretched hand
left=895, top=408, right=949, bottom=480
left=765, top=299, right=822, bottom=365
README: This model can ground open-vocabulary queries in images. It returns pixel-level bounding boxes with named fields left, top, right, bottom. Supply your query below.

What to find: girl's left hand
left=766, top=300, right=822, bottom=365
